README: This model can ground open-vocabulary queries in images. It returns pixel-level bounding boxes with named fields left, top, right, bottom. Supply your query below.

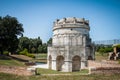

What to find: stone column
left=62, top=61, right=72, bottom=72
left=51, top=60, right=57, bottom=70
left=81, top=60, right=87, bottom=69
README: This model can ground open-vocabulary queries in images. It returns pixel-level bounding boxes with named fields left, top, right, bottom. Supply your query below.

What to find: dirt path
left=0, top=66, right=32, bottom=76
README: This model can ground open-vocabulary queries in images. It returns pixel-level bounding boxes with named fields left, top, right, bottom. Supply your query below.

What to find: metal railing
left=93, top=39, right=120, bottom=45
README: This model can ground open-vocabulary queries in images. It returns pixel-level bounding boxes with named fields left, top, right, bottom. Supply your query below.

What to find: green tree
left=37, top=37, right=42, bottom=47
left=18, top=36, right=42, bottom=53
left=42, top=43, right=47, bottom=53
left=18, top=37, right=30, bottom=52
left=47, top=38, right=52, bottom=46
left=37, top=45, right=43, bottom=53
left=31, top=47, right=36, bottom=53
left=29, top=37, right=42, bottom=53
left=0, top=15, right=24, bottom=54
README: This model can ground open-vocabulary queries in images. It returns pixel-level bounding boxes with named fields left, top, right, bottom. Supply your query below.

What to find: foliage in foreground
left=0, top=72, right=120, bottom=80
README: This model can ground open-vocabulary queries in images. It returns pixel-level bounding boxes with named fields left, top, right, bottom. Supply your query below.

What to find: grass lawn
left=31, top=53, right=47, bottom=63
left=32, top=59, right=47, bottom=63
left=0, top=72, right=120, bottom=80
left=95, top=52, right=108, bottom=61
left=36, top=68, right=89, bottom=75
left=0, top=54, right=47, bottom=67
left=0, top=55, right=25, bottom=66
left=34, top=53, right=47, bottom=59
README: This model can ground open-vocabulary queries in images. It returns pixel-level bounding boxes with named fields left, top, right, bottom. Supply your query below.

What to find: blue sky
left=0, top=0, right=120, bottom=42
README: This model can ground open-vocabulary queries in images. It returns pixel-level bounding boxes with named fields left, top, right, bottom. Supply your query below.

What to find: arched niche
left=72, top=55, right=81, bottom=71
left=56, top=55, right=64, bottom=71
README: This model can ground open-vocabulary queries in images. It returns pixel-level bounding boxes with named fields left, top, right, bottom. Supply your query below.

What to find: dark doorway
left=56, top=55, right=64, bottom=71
left=72, top=55, right=81, bottom=71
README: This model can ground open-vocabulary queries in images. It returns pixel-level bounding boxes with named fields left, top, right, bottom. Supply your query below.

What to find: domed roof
left=57, top=17, right=87, bottom=24
left=65, top=17, right=75, bottom=22
left=53, top=17, right=90, bottom=31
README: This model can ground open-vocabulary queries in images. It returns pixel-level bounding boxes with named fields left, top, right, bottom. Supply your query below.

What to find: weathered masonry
left=48, top=17, right=95, bottom=72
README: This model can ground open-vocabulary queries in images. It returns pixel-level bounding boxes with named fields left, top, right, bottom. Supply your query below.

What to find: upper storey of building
left=53, top=17, right=90, bottom=31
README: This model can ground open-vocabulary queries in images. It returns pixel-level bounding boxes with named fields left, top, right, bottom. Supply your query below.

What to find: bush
left=3, top=51, right=9, bottom=55
left=19, top=48, right=28, bottom=55
left=26, top=54, right=35, bottom=58
left=19, top=48, right=35, bottom=58
left=98, top=47, right=113, bottom=54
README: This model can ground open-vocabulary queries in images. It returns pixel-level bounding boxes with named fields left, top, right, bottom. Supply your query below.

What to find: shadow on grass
left=9, top=55, right=29, bottom=62
left=0, top=55, right=11, bottom=60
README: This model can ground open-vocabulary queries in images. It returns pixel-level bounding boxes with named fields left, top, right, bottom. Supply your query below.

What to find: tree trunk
left=0, top=50, right=3, bottom=55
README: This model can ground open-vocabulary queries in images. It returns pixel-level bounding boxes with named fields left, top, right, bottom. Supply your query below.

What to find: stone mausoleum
left=48, top=17, right=95, bottom=72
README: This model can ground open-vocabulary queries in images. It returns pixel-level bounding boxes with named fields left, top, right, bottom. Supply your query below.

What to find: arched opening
left=88, top=56, right=93, bottom=60
left=72, top=55, right=81, bottom=71
left=56, top=55, right=64, bottom=71
left=49, top=55, right=52, bottom=69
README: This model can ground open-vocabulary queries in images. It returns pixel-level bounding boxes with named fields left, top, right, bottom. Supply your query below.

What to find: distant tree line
left=95, top=44, right=113, bottom=54
left=18, top=36, right=52, bottom=53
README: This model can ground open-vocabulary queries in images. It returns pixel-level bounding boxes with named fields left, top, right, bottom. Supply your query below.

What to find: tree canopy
left=0, top=15, right=24, bottom=54
left=47, top=38, right=52, bottom=46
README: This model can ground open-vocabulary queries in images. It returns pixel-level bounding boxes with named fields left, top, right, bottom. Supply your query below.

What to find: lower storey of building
left=48, top=55, right=87, bottom=72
